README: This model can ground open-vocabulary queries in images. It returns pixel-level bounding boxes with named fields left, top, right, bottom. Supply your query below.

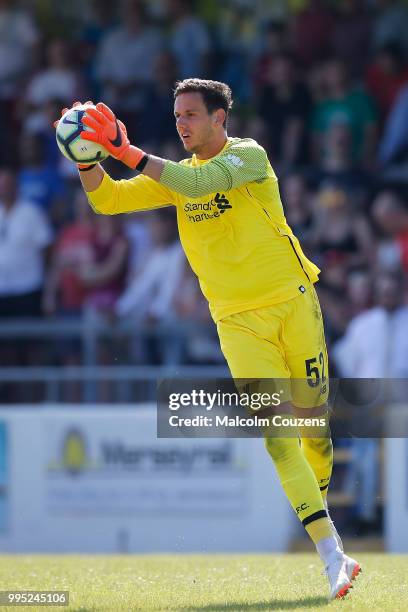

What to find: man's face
left=372, top=192, right=404, bottom=236
left=375, top=276, right=401, bottom=311
left=174, top=92, right=217, bottom=154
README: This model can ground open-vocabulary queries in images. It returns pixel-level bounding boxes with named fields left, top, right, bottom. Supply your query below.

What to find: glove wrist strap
left=78, top=163, right=97, bottom=171
left=135, top=154, right=149, bottom=172
left=121, top=145, right=147, bottom=169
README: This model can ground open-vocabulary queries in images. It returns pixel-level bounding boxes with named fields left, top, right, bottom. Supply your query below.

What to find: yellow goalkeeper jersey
left=87, top=137, right=320, bottom=322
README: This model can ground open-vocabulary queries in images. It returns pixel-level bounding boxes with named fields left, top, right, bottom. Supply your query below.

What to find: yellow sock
left=297, top=411, right=333, bottom=498
left=264, top=436, right=329, bottom=539
left=301, top=436, right=333, bottom=499
left=305, top=517, right=333, bottom=544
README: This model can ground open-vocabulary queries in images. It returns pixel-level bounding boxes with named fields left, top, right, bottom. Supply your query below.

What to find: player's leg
left=217, top=308, right=331, bottom=526
left=282, top=284, right=334, bottom=501
left=217, top=308, right=355, bottom=598
left=282, top=285, right=336, bottom=534
left=264, top=426, right=358, bottom=598
left=295, top=405, right=342, bottom=550
left=282, top=284, right=361, bottom=594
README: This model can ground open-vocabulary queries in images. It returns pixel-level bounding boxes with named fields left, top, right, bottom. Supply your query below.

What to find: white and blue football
left=55, top=104, right=109, bottom=164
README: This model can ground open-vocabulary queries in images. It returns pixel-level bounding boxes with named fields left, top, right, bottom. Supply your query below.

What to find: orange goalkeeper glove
left=80, top=102, right=147, bottom=169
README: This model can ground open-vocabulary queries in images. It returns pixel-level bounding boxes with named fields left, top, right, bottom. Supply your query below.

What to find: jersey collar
left=191, top=137, right=232, bottom=166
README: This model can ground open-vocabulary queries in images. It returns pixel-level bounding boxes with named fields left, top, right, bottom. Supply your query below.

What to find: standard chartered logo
left=185, top=192, right=232, bottom=223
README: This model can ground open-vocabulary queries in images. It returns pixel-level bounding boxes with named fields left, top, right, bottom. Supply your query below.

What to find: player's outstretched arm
left=54, top=102, right=175, bottom=214
left=81, top=103, right=268, bottom=198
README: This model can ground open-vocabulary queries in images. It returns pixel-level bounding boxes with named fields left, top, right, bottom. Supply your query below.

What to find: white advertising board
left=0, top=406, right=295, bottom=553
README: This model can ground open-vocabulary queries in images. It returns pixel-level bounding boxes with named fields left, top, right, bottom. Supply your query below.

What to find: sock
left=300, top=431, right=333, bottom=499
left=305, top=516, right=333, bottom=544
left=264, top=436, right=331, bottom=540
left=316, top=535, right=340, bottom=565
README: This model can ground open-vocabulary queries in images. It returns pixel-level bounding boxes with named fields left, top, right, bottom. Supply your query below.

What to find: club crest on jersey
left=225, top=153, right=244, bottom=168
left=184, top=193, right=232, bottom=223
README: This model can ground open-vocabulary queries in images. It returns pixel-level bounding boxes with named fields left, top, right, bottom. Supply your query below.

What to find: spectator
left=82, top=215, right=128, bottom=315
left=23, top=97, right=80, bottom=186
left=330, top=0, right=371, bottom=78
left=256, top=52, right=311, bottom=170
left=307, top=59, right=329, bottom=105
left=311, top=59, right=378, bottom=166
left=365, top=43, right=408, bottom=122
left=308, top=120, right=370, bottom=201
left=123, top=212, right=153, bottom=281
left=173, top=261, right=224, bottom=364
left=312, top=121, right=353, bottom=180
left=0, top=167, right=52, bottom=317
left=313, top=184, right=374, bottom=272
left=377, top=83, right=408, bottom=166
left=43, top=189, right=94, bottom=317
left=45, top=208, right=128, bottom=378
left=17, top=132, right=66, bottom=222
left=25, top=39, right=84, bottom=108
left=335, top=271, right=408, bottom=377
left=23, top=98, right=65, bottom=169
left=312, top=184, right=374, bottom=343
left=214, top=5, right=256, bottom=104
left=80, top=0, right=117, bottom=48
left=254, top=21, right=288, bottom=88
left=138, top=52, right=179, bottom=149
left=0, top=0, right=39, bottom=163
left=0, top=0, right=38, bottom=99
left=42, top=190, right=95, bottom=376
left=77, top=0, right=117, bottom=100
left=166, top=0, right=210, bottom=80
left=116, top=210, right=183, bottom=322
left=372, top=0, right=408, bottom=56
left=290, top=0, right=334, bottom=69
left=315, top=251, right=350, bottom=347
left=116, top=210, right=184, bottom=364
left=333, top=271, right=408, bottom=534
left=345, top=268, right=373, bottom=319
left=281, top=173, right=315, bottom=254
left=94, top=0, right=162, bottom=140
left=371, top=190, right=408, bottom=275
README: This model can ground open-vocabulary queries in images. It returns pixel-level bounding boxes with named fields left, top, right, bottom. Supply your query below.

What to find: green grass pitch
left=0, top=554, right=406, bottom=611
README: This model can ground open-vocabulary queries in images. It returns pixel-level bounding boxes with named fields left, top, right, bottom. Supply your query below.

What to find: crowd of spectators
left=1, top=0, right=408, bottom=376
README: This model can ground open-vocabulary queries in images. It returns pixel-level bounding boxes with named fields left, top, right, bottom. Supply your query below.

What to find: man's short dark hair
left=174, top=78, right=233, bottom=127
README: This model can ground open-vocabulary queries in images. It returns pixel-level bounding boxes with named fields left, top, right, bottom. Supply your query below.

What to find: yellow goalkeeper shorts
left=216, top=283, right=329, bottom=408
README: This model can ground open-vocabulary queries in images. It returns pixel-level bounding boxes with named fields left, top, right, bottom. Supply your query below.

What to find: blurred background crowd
left=2, top=0, right=408, bottom=536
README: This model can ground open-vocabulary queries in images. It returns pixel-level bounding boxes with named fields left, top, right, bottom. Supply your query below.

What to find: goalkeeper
left=57, top=79, right=361, bottom=600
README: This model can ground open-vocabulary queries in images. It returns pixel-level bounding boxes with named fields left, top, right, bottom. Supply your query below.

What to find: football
left=55, top=104, right=109, bottom=164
